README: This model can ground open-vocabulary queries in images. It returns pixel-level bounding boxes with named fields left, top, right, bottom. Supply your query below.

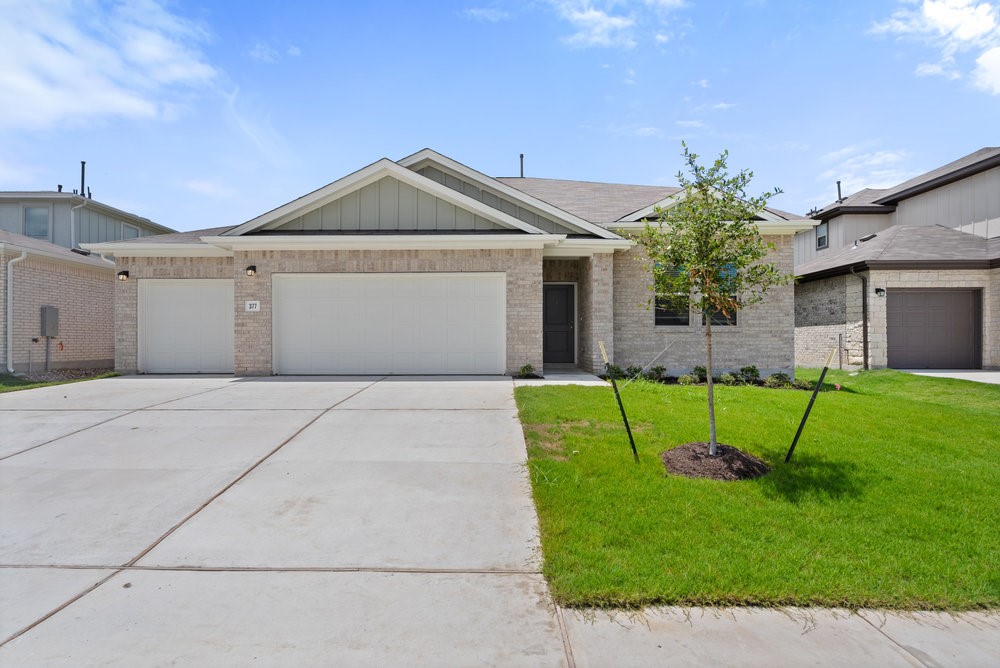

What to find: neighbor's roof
left=498, top=177, right=805, bottom=223
left=812, top=147, right=1000, bottom=220
left=0, top=230, right=115, bottom=269
left=796, top=225, right=1000, bottom=280
left=0, top=191, right=175, bottom=234
left=89, top=225, right=236, bottom=245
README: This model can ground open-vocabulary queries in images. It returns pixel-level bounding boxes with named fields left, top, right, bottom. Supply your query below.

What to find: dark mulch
left=16, top=368, right=114, bottom=383
left=661, top=442, right=771, bottom=481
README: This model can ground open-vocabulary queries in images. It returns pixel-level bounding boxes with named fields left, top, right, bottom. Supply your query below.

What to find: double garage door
left=138, top=274, right=506, bottom=374
left=886, top=289, right=981, bottom=369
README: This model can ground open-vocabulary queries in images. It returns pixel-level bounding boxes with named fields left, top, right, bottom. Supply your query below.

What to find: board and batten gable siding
left=77, top=207, right=151, bottom=244
left=273, top=176, right=505, bottom=233
left=1, top=200, right=156, bottom=248
left=794, top=213, right=893, bottom=266
left=894, top=167, right=1000, bottom=236
left=416, top=166, right=578, bottom=234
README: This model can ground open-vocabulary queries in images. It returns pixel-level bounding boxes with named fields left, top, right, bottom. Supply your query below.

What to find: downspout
left=849, top=266, right=869, bottom=371
left=5, top=250, right=29, bottom=373
left=71, top=200, right=87, bottom=249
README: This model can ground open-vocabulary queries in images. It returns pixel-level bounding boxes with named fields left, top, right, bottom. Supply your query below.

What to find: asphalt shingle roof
left=0, top=230, right=115, bottom=269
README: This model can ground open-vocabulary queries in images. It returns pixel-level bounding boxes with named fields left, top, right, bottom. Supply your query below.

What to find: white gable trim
left=398, top=149, right=622, bottom=240
left=225, top=159, right=547, bottom=236
left=621, top=189, right=788, bottom=223
left=202, top=234, right=565, bottom=251
left=609, top=221, right=815, bottom=235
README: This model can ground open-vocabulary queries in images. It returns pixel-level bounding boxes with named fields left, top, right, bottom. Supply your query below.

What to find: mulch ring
left=661, top=442, right=771, bottom=481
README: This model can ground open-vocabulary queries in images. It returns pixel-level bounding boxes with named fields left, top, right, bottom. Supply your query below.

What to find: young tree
left=633, top=144, right=790, bottom=457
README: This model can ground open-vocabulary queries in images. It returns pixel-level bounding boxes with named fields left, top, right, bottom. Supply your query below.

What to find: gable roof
left=796, top=225, right=1000, bottom=280
left=812, top=147, right=1000, bottom=220
left=0, top=230, right=115, bottom=270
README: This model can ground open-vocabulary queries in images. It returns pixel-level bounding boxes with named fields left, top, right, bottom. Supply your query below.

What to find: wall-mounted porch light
left=874, top=287, right=886, bottom=297
left=117, top=270, right=129, bottom=281
left=245, top=265, right=257, bottom=277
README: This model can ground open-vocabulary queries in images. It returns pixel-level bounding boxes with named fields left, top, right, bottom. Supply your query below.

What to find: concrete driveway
left=0, top=375, right=567, bottom=666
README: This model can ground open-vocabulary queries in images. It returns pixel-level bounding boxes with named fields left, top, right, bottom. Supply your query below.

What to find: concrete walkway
left=901, top=369, right=1000, bottom=385
left=1, top=376, right=997, bottom=666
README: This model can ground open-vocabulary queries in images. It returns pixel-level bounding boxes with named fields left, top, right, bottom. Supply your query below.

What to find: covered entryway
left=886, top=289, right=981, bottom=369
left=138, top=279, right=235, bottom=373
left=272, top=273, right=506, bottom=374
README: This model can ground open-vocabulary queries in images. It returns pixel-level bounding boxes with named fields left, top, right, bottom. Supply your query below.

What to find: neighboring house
left=1, top=231, right=115, bottom=373
left=794, top=147, right=1000, bottom=370
left=83, top=149, right=811, bottom=377
left=0, top=191, right=174, bottom=373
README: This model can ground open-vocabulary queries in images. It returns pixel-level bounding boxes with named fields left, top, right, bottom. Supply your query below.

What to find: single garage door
left=273, top=273, right=506, bottom=374
left=886, top=289, right=981, bottom=369
left=138, top=279, right=234, bottom=373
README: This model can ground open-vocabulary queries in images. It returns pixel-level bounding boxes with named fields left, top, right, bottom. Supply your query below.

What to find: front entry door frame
left=543, top=282, right=577, bottom=365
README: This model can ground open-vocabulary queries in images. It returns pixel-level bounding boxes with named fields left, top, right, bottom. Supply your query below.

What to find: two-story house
left=794, top=147, right=999, bottom=370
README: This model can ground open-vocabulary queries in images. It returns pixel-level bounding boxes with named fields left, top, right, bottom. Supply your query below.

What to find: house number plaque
left=245, top=301, right=261, bottom=312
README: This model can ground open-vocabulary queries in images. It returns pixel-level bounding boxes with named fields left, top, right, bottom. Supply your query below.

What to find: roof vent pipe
left=520, top=153, right=524, bottom=178
left=836, top=180, right=843, bottom=203
left=57, top=184, right=63, bottom=193
left=80, top=160, right=86, bottom=197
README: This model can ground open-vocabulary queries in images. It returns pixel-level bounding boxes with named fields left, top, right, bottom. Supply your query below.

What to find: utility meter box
left=40, top=306, right=59, bottom=337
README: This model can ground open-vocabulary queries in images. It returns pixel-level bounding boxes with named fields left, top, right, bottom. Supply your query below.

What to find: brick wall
left=113, top=256, right=234, bottom=372
left=0, top=252, right=113, bottom=371
left=613, top=235, right=796, bottom=376
left=577, top=253, right=614, bottom=374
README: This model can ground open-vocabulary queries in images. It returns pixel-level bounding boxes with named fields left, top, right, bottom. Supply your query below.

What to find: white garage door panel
left=273, top=273, right=505, bottom=374
left=139, top=280, right=234, bottom=373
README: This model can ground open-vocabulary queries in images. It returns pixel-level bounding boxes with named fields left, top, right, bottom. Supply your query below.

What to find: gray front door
left=886, top=289, right=981, bottom=369
left=543, top=284, right=575, bottom=364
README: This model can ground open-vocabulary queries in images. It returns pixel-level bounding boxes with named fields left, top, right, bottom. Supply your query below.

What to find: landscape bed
left=514, top=369, right=1000, bottom=610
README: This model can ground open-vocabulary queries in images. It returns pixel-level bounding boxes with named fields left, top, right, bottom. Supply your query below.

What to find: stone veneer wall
left=0, top=252, right=113, bottom=371
left=613, top=235, right=796, bottom=376
left=232, top=249, right=543, bottom=375
left=113, top=256, right=234, bottom=372
left=795, top=267, right=997, bottom=369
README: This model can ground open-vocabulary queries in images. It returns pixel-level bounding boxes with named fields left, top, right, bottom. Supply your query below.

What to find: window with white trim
left=122, top=223, right=140, bottom=239
left=816, top=221, right=828, bottom=249
left=23, top=207, right=50, bottom=240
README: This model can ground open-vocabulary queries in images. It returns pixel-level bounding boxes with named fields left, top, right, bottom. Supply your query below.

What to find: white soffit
left=398, top=148, right=622, bottom=240
left=201, top=234, right=567, bottom=251
left=621, top=189, right=788, bottom=224
left=224, top=159, right=547, bottom=236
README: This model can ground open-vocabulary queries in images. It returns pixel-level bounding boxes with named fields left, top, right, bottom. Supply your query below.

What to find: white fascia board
left=543, top=238, right=634, bottom=257
left=0, top=242, right=115, bottom=270
left=225, top=159, right=547, bottom=236
left=609, top=220, right=814, bottom=235
left=398, top=148, right=622, bottom=240
left=80, top=242, right=233, bottom=258
left=201, top=234, right=566, bottom=251
left=621, top=190, right=787, bottom=224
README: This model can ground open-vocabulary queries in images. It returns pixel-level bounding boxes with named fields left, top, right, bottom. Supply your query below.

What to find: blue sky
left=1, top=0, right=998, bottom=231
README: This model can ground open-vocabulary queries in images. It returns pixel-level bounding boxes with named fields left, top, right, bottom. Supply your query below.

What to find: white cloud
left=608, top=123, right=665, bottom=138
left=676, top=119, right=705, bottom=128
left=872, top=1, right=1000, bottom=93
left=464, top=7, right=510, bottom=22
left=249, top=43, right=279, bottom=63
left=0, top=0, right=215, bottom=131
left=711, top=102, right=736, bottom=110
left=817, top=145, right=915, bottom=197
left=287, top=45, right=302, bottom=57
left=973, top=44, right=1000, bottom=91
left=549, top=1, right=687, bottom=49
left=181, top=179, right=235, bottom=198
left=695, top=78, right=709, bottom=88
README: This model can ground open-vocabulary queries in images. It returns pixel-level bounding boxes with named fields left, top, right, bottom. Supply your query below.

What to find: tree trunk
left=705, top=318, right=718, bottom=456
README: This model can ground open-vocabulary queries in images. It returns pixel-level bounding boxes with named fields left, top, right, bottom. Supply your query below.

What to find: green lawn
left=515, top=369, right=1000, bottom=610
left=0, top=372, right=118, bottom=393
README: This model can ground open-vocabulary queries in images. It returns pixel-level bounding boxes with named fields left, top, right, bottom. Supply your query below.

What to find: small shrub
left=792, top=378, right=813, bottom=391
left=692, top=365, right=707, bottom=382
left=626, top=365, right=644, bottom=378
left=719, top=373, right=739, bottom=386
left=677, top=374, right=696, bottom=386
left=738, top=365, right=761, bottom=384
left=516, top=364, right=537, bottom=379
left=764, top=372, right=792, bottom=389
left=646, top=365, right=666, bottom=381
left=604, top=364, right=626, bottom=380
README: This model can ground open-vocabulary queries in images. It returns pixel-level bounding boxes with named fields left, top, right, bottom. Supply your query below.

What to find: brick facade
left=612, top=235, right=796, bottom=376
left=795, top=267, right=998, bottom=369
left=1, top=251, right=113, bottom=372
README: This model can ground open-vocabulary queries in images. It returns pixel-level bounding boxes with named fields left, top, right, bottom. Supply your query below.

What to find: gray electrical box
left=40, top=306, right=59, bottom=337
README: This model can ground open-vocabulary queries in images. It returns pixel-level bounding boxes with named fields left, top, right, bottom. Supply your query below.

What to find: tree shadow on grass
left=757, top=454, right=866, bottom=503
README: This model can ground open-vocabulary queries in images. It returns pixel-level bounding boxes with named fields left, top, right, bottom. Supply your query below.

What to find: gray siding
left=895, top=167, right=1000, bottom=236
left=273, top=176, right=505, bottom=232
left=0, top=203, right=20, bottom=234
left=794, top=214, right=893, bottom=266
left=417, top=166, right=579, bottom=235
left=1, top=197, right=161, bottom=248
left=77, top=207, right=145, bottom=244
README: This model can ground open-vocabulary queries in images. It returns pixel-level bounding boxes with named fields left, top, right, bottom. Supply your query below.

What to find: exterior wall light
left=245, top=265, right=257, bottom=277
left=117, top=270, right=129, bottom=281
left=874, top=288, right=886, bottom=297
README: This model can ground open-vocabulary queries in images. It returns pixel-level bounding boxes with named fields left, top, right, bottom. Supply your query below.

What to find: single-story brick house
left=84, top=149, right=811, bottom=377
left=1, top=231, right=116, bottom=373
left=795, top=147, right=999, bottom=370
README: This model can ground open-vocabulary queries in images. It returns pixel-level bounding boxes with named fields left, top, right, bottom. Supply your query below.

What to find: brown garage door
left=886, top=289, right=981, bottom=369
